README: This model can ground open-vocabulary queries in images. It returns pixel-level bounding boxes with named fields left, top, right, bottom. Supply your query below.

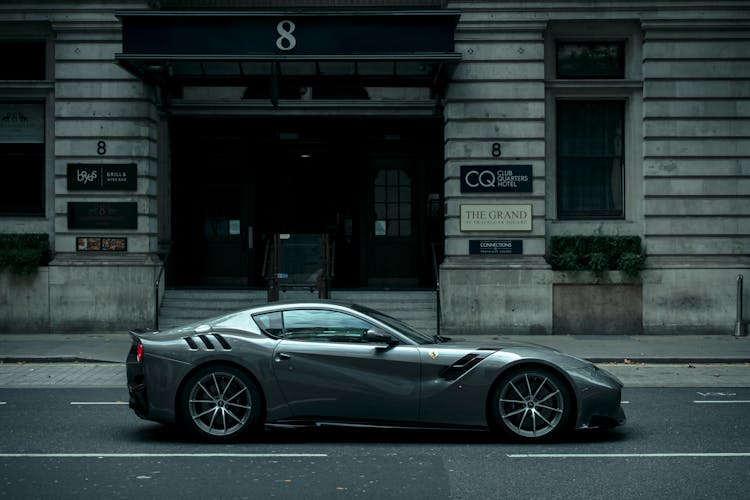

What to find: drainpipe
left=736, top=274, right=748, bottom=337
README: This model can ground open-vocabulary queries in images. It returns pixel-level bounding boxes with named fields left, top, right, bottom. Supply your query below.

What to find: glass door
left=367, top=159, right=418, bottom=287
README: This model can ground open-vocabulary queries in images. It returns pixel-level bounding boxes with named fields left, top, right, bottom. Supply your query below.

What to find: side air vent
left=198, top=335, right=215, bottom=349
left=182, top=334, right=232, bottom=351
left=213, top=333, right=231, bottom=350
left=439, top=352, right=491, bottom=381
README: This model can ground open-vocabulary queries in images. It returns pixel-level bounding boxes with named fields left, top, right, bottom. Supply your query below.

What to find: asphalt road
left=1, top=387, right=749, bottom=499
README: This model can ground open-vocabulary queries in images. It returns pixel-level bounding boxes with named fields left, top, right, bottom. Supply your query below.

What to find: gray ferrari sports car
left=126, top=301, right=625, bottom=443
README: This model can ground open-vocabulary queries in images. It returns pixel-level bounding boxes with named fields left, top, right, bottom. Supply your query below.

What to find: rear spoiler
left=129, top=328, right=157, bottom=341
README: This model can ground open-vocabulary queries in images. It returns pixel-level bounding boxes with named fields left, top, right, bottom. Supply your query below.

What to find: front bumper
left=572, top=364, right=627, bottom=430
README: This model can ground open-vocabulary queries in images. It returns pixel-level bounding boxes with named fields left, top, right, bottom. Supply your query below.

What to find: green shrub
left=556, top=251, right=581, bottom=271
left=588, top=252, right=609, bottom=276
left=0, top=234, right=50, bottom=274
left=548, top=235, right=644, bottom=277
left=619, top=252, right=645, bottom=278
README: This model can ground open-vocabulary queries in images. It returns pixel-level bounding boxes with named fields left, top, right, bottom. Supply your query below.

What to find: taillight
left=136, top=342, right=144, bottom=362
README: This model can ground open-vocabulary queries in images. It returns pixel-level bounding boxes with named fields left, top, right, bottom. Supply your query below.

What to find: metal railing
left=153, top=253, right=170, bottom=331
left=431, top=242, right=442, bottom=337
left=736, top=274, right=747, bottom=337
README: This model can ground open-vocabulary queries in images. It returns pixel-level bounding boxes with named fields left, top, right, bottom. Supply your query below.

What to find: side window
left=282, top=309, right=375, bottom=343
left=213, top=310, right=253, bottom=331
left=253, top=311, right=284, bottom=337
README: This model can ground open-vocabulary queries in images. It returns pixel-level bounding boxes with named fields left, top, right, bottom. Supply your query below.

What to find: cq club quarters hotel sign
left=460, top=165, right=532, bottom=193
left=460, top=204, right=533, bottom=232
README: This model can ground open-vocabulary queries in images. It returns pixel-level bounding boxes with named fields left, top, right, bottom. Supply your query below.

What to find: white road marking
left=70, top=401, right=128, bottom=405
left=0, top=402, right=6, bottom=405
left=0, top=453, right=328, bottom=458
left=694, top=400, right=750, bottom=404
left=508, top=453, right=750, bottom=458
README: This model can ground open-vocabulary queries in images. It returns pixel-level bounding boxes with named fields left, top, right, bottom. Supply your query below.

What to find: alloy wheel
left=188, top=370, right=253, bottom=437
left=497, top=371, right=567, bottom=439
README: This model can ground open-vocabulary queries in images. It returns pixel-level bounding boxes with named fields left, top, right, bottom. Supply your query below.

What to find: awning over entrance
left=115, top=10, right=461, bottom=104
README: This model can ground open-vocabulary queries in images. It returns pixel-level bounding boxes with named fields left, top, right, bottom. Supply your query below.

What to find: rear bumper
left=126, top=343, right=149, bottom=419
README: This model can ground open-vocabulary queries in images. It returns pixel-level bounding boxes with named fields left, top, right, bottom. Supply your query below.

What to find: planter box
left=0, top=268, right=50, bottom=331
left=553, top=272, right=642, bottom=335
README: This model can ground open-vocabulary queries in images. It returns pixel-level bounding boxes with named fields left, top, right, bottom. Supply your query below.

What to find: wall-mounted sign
left=120, top=12, right=458, bottom=56
left=68, top=202, right=138, bottom=230
left=67, top=163, right=137, bottom=191
left=469, top=239, right=523, bottom=255
left=460, top=165, right=533, bottom=193
left=460, top=204, right=532, bottom=232
left=76, top=237, right=128, bottom=252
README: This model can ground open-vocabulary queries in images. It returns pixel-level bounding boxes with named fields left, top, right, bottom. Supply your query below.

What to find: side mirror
left=364, top=330, right=398, bottom=346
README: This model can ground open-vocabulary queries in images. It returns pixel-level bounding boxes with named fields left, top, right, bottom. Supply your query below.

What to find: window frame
left=544, top=21, right=643, bottom=228
left=556, top=41, right=626, bottom=80
left=0, top=100, right=47, bottom=216
left=0, top=25, right=54, bottom=223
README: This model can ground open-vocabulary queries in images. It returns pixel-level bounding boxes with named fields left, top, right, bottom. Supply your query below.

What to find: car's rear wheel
left=179, top=365, right=262, bottom=442
left=490, top=367, right=572, bottom=442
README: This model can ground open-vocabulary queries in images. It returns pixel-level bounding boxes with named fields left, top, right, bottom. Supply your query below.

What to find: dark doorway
left=169, top=116, right=443, bottom=289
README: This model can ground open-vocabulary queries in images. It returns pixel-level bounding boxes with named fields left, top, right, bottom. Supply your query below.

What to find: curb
left=587, top=357, right=750, bottom=365
left=0, top=357, right=121, bottom=364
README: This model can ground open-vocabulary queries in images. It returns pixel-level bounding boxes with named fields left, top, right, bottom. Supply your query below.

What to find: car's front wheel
left=179, top=365, right=262, bottom=442
left=490, top=367, right=572, bottom=442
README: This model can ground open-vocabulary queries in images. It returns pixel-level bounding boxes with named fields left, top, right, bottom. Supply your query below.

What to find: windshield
left=352, top=305, right=436, bottom=345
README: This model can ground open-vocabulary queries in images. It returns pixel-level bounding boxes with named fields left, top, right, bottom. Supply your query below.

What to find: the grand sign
left=460, top=204, right=532, bottom=232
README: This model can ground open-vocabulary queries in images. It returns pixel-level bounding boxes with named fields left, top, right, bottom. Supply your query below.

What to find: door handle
left=275, top=352, right=292, bottom=362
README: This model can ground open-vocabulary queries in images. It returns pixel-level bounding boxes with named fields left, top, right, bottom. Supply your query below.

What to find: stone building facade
left=0, top=0, right=748, bottom=334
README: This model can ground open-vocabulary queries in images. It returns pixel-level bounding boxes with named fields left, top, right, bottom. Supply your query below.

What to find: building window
left=0, top=35, right=49, bottom=217
left=556, top=42, right=624, bottom=79
left=0, top=41, right=46, bottom=80
left=0, top=101, right=45, bottom=215
left=545, top=21, right=642, bottom=223
left=557, top=101, right=624, bottom=218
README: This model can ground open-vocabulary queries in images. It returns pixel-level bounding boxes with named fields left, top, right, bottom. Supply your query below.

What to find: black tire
left=490, top=367, right=573, bottom=442
left=179, top=365, right=262, bottom=442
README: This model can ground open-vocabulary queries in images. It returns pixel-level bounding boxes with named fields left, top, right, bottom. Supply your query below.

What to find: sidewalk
left=1, top=331, right=749, bottom=365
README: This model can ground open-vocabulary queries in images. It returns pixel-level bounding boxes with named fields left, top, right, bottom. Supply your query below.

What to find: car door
left=269, top=308, right=421, bottom=422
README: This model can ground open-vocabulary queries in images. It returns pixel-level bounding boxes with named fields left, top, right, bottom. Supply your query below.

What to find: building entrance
left=169, top=116, right=444, bottom=289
